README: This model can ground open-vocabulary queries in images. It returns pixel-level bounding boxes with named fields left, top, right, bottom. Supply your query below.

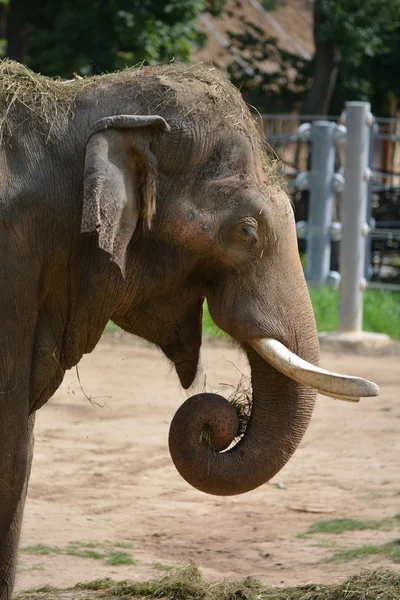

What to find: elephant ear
left=81, top=115, right=170, bottom=276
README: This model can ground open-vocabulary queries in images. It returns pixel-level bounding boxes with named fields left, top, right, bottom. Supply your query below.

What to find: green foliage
left=318, top=0, right=400, bottom=114
left=318, top=0, right=400, bottom=67
left=332, top=31, right=400, bottom=114
left=262, top=0, right=278, bottom=10
left=221, top=0, right=400, bottom=116
left=204, top=0, right=226, bottom=17
left=0, top=0, right=206, bottom=77
left=2, top=0, right=400, bottom=117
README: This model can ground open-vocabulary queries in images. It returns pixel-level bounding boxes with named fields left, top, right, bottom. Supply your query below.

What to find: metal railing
left=258, top=103, right=400, bottom=334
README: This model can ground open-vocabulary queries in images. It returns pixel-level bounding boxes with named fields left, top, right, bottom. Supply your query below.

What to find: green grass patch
left=307, top=518, right=382, bottom=535
left=204, top=287, right=400, bottom=339
left=14, top=563, right=400, bottom=600
left=70, top=541, right=99, bottom=548
left=309, top=287, right=400, bottom=338
left=308, top=287, right=339, bottom=332
left=362, top=289, right=400, bottom=338
left=21, top=544, right=61, bottom=556
left=66, top=548, right=104, bottom=560
left=105, top=320, right=119, bottom=332
left=329, top=539, right=400, bottom=563
left=152, top=562, right=173, bottom=571
left=330, top=544, right=382, bottom=561
left=202, top=301, right=225, bottom=338
left=68, top=540, right=134, bottom=550
left=21, top=541, right=135, bottom=566
left=106, top=551, right=135, bottom=566
left=307, top=514, right=400, bottom=535
left=114, top=541, right=134, bottom=549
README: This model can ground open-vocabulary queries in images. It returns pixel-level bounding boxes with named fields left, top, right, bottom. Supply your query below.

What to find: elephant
left=0, top=60, right=378, bottom=599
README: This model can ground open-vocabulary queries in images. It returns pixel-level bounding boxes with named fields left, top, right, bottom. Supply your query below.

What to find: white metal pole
left=338, top=102, right=371, bottom=332
left=306, top=121, right=338, bottom=284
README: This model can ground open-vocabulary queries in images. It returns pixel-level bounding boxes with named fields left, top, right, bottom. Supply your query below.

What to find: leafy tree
left=204, top=0, right=226, bottom=17
left=2, top=0, right=400, bottom=119
left=209, top=0, right=400, bottom=117
left=0, top=0, right=206, bottom=77
left=330, top=14, right=400, bottom=115
left=302, top=0, right=400, bottom=115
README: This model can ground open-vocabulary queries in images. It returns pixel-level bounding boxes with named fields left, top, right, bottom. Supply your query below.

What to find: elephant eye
left=230, top=218, right=258, bottom=245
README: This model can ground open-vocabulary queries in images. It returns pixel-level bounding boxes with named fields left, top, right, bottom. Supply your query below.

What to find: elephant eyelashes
left=228, top=218, right=259, bottom=246
left=240, top=225, right=255, bottom=238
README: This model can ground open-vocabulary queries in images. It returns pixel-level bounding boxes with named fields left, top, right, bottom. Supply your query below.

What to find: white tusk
left=250, top=338, right=379, bottom=403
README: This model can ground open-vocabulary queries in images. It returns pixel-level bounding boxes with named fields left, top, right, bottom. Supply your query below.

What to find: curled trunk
left=169, top=345, right=316, bottom=496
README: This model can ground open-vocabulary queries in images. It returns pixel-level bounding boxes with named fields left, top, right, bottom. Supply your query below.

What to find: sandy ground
left=15, top=336, right=400, bottom=591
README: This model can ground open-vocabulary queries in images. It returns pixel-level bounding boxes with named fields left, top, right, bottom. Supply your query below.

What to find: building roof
left=196, top=0, right=314, bottom=71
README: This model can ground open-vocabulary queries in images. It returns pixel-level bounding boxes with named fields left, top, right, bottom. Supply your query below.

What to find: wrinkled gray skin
left=0, top=63, right=319, bottom=598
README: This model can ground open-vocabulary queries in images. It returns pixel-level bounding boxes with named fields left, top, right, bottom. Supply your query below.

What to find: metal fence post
left=305, top=121, right=340, bottom=284
left=364, top=119, right=378, bottom=281
left=339, top=102, right=371, bottom=332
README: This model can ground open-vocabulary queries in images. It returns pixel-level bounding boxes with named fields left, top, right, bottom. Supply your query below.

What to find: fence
left=259, top=102, right=400, bottom=334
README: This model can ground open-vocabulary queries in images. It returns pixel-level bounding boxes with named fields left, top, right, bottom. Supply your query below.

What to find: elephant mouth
left=172, top=298, right=379, bottom=402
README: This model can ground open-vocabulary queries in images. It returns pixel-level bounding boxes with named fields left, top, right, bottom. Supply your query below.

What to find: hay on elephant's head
left=0, top=59, right=85, bottom=142
left=0, top=60, right=280, bottom=181
left=0, top=60, right=254, bottom=140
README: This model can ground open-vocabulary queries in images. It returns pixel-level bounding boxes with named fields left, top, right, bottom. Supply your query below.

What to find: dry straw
left=0, top=60, right=280, bottom=186
left=0, top=59, right=84, bottom=142
left=0, top=60, right=256, bottom=141
left=14, top=563, right=400, bottom=599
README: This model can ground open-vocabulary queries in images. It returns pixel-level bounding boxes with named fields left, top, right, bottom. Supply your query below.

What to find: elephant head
left=79, top=64, right=378, bottom=496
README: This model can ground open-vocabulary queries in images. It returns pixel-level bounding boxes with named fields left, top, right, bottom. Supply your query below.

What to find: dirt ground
left=15, top=336, right=400, bottom=592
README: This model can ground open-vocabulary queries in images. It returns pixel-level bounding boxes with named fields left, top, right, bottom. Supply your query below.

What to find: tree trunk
left=6, top=0, right=30, bottom=63
left=301, top=0, right=341, bottom=116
